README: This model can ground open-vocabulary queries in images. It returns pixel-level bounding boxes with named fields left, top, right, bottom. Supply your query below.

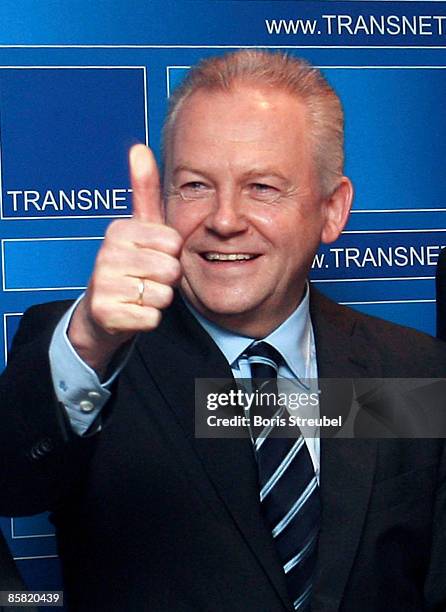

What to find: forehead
left=168, top=85, right=312, bottom=173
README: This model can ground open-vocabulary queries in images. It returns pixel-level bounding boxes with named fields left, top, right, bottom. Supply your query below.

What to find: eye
left=249, top=183, right=280, bottom=202
left=251, top=183, right=274, bottom=192
left=179, top=181, right=212, bottom=201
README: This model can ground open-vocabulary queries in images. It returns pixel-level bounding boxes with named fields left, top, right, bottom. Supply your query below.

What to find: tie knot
left=244, top=342, right=282, bottom=380
left=245, top=341, right=281, bottom=365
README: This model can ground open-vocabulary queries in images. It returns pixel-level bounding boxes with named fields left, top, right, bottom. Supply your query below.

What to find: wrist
left=68, top=299, right=132, bottom=376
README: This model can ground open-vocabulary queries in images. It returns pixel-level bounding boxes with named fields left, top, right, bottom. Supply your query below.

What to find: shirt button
left=88, top=391, right=101, bottom=401
left=80, top=400, right=95, bottom=413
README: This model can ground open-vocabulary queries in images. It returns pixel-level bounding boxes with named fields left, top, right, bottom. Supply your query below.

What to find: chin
left=185, top=287, right=259, bottom=318
left=201, top=297, right=255, bottom=317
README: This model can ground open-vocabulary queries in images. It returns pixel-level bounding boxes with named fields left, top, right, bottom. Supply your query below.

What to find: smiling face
left=164, top=85, right=351, bottom=337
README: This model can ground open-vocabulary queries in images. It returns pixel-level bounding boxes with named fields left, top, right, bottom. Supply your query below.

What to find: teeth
left=205, top=252, right=254, bottom=261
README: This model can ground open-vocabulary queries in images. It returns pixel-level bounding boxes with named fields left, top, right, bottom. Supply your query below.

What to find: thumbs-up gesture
left=68, top=144, right=183, bottom=374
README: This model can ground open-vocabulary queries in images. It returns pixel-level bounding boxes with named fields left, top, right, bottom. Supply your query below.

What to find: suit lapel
left=135, top=295, right=291, bottom=609
left=310, top=289, right=379, bottom=610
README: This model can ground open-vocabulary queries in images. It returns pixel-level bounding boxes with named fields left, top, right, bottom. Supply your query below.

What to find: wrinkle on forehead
left=175, top=86, right=307, bottom=139
left=166, top=85, right=315, bottom=188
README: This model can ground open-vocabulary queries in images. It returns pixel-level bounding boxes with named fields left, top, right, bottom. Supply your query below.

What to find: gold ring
left=137, top=279, right=145, bottom=306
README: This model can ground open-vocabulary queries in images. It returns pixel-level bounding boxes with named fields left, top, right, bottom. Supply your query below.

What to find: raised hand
left=68, top=144, right=183, bottom=374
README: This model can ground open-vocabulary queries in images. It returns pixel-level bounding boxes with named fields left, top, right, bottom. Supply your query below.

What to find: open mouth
left=201, top=252, right=260, bottom=262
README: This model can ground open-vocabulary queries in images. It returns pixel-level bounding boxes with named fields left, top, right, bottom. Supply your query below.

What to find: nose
left=204, top=189, right=248, bottom=237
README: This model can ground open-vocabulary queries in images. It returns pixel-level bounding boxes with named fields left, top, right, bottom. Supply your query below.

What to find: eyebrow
left=171, top=164, right=289, bottom=183
left=171, top=165, right=208, bottom=178
left=240, top=168, right=289, bottom=183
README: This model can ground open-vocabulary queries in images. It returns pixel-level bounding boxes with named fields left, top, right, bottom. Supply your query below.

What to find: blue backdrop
left=1, top=0, right=445, bottom=602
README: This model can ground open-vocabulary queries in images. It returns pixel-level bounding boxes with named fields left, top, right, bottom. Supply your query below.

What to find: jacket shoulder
left=9, top=299, right=74, bottom=353
left=311, top=288, right=446, bottom=376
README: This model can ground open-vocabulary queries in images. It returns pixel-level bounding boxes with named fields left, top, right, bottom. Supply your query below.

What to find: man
left=1, top=51, right=446, bottom=611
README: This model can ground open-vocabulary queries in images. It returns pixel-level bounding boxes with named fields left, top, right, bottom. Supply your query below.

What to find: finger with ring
left=137, top=279, right=145, bottom=306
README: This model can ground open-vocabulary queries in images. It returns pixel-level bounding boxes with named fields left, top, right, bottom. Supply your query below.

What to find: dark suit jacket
left=436, top=246, right=446, bottom=341
left=0, top=531, right=21, bottom=590
left=1, top=289, right=446, bottom=611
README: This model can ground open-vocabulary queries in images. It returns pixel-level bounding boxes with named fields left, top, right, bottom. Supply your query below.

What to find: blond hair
left=162, top=50, right=345, bottom=196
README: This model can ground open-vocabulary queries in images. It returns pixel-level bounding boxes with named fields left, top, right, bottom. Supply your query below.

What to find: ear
left=320, top=176, right=353, bottom=244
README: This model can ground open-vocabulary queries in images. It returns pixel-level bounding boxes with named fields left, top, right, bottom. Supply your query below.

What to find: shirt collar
left=182, top=283, right=312, bottom=380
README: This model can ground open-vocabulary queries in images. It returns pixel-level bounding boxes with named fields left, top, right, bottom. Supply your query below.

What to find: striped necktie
left=245, top=342, right=321, bottom=611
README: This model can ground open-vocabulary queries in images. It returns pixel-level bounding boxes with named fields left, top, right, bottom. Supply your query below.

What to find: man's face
left=165, top=85, right=344, bottom=336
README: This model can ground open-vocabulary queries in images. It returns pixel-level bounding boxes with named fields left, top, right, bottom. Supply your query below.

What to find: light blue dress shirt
left=49, top=287, right=320, bottom=478
left=186, top=288, right=320, bottom=478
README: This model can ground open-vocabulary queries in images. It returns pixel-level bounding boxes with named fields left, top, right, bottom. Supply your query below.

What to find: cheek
left=249, top=207, right=302, bottom=246
left=165, top=199, right=182, bottom=227
left=258, top=210, right=322, bottom=266
left=165, top=200, right=205, bottom=238
left=246, top=206, right=290, bottom=237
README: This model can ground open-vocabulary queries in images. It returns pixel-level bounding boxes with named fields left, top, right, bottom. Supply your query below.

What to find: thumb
left=129, top=144, right=163, bottom=224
